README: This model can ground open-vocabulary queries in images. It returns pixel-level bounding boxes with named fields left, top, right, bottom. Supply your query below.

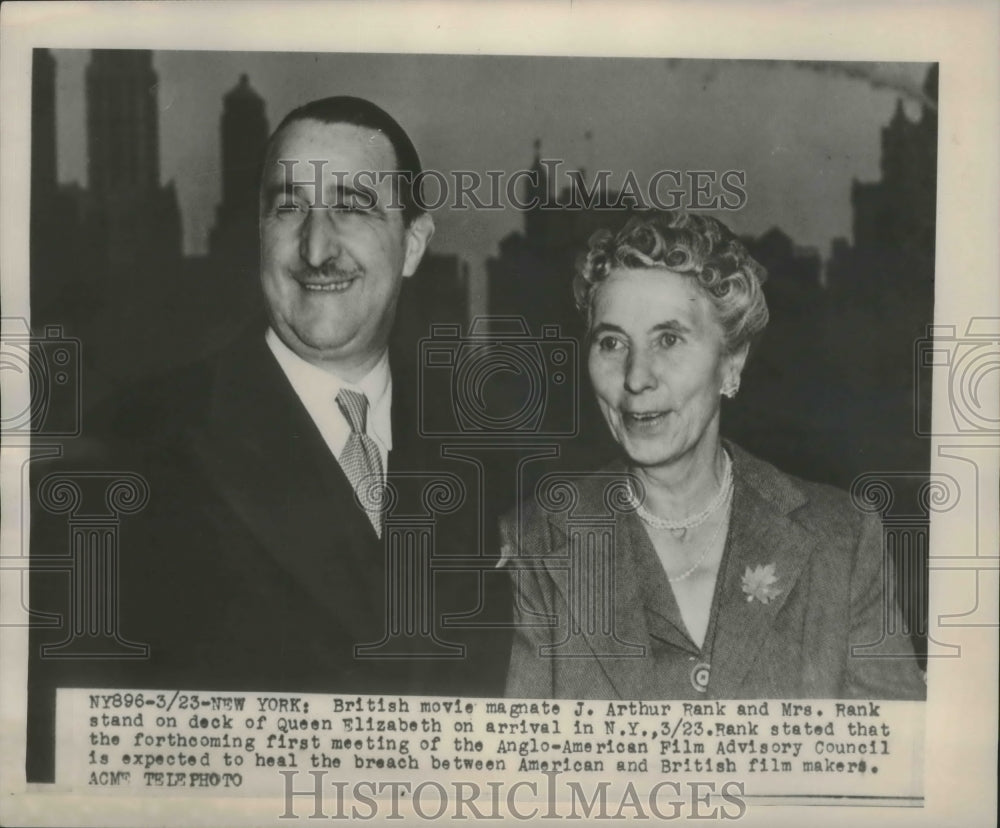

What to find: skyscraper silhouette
left=85, top=50, right=181, bottom=275
left=209, top=73, right=269, bottom=274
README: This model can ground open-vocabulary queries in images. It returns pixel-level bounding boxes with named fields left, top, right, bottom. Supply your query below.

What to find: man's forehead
left=266, top=118, right=398, bottom=172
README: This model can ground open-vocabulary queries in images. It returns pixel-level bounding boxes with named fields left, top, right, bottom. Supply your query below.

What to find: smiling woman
left=501, top=211, right=926, bottom=701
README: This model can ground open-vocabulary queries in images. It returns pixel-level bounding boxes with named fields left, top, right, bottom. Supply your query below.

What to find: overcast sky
left=51, top=51, right=932, bottom=296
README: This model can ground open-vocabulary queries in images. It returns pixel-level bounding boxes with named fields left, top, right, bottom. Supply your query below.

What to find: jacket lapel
left=538, top=471, right=656, bottom=699
left=707, top=443, right=813, bottom=695
left=188, top=330, right=389, bottom=644
left=633, top=515, right=701, bottom=654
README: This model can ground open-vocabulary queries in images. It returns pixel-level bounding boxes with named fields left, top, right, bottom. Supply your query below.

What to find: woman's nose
left=299, top=208, right=340, bottom=268
left=624, top=349, right=657, bottom=394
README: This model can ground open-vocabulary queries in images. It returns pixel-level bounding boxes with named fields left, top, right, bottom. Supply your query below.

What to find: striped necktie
left=336, top=389, right=384, bottom=537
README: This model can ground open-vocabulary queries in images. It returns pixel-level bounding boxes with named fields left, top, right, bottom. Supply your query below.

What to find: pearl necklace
left=628, top=450, right=733, bottom=534
left=663, top=488, right=732, bottom=582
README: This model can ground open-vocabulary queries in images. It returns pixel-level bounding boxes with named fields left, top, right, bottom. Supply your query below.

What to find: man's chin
left=278, top=323, right=358, bottom=358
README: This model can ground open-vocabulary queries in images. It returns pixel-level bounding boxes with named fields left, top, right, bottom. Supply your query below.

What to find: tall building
left=485, top=145, right=640, bottom=473
left=819, top=65, right=939, bottom=663
left=828, top=65, right=938, bottom=303
left=30, top=49, right=57, bottom=200
left=86, top=51, right=160, bottom=197
left=84, top=50, right=181, bottom=277
left=487, top=143, right=637, bottom=342
left=30, top=50, right=97, bottom=328
left=852, top=65, right=938, bottom=259
left=30, top=49, right=59, bottom=319
left=817, top=63, right=938, bottom=517
left=822, top=64, right=937, bottom=437
left=209, top=74, right=269, bottom=271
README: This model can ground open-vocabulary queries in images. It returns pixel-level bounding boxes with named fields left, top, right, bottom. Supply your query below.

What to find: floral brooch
left=741, top=563, right=781, bottom=604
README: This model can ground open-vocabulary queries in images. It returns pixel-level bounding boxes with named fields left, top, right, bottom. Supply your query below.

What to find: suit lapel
left=632, top=515, right=701, bottom=654
left=539, top=472, right=656, bottom=699
left=707, top=444, right=813, bottom=695
left=386, top=337, right=436, bottom=472
left=189, top=330, right=389, bottom=644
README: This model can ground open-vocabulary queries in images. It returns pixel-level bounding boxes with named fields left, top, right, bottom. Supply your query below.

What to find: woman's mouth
left=622, top=410, right=668, bottom=429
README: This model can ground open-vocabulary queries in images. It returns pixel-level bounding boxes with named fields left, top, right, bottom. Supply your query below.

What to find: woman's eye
left=596, top=336, right=625, bottom=352
left=658, top=332, right=679, bottom=348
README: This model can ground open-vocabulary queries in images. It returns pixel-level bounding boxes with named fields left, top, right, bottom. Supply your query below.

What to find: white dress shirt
left=265, top=328, right=392, bottom=473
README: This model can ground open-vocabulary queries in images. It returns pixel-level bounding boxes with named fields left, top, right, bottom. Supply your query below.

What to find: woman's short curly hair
left=574, top=210, right=769, bottom=353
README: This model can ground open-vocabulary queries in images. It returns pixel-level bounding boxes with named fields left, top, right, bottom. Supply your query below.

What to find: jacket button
left=691, top=661, right=710, bottom=693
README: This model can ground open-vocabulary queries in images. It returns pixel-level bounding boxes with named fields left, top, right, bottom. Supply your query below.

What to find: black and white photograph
left=1, top=2, right=997, bottom=826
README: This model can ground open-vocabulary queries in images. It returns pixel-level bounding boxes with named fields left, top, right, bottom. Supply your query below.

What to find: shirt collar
left=265, top=328, right=392, bottom=448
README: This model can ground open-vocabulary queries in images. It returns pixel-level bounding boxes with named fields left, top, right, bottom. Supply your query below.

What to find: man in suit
left=27, top=97, right=510, bottom=781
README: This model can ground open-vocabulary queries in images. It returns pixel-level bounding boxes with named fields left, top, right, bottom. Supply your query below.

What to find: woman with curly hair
left=502, top=210, right=925, bottom=701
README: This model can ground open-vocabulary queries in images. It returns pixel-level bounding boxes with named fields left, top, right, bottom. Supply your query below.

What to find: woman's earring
left=722, top=377, right=740, bottom=399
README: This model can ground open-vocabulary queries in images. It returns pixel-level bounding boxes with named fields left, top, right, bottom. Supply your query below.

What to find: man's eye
left=335, top=202, right=376, bottom=215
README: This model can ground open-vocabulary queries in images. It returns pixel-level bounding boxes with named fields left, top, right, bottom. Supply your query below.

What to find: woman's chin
left=619, top=437, right=680, bottom=469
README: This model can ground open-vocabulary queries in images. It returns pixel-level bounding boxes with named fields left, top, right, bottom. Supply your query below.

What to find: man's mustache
left=292, top=263, right=364, bottom=281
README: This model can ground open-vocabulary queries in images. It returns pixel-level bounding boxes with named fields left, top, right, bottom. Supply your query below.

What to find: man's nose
left=624, top=348, right=657, bottom=394
left=299, top=208, right=340, bottom=268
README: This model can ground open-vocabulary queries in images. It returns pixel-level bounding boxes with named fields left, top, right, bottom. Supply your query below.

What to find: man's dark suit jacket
left=503, top=441, right=926, bottom=700
left=28, top=324, right=511, bottom=781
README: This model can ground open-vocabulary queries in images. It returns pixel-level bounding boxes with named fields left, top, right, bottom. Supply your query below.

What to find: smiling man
left=254, top=100, right=433, bottom=537
left=105, top=97, right=451, bottom=693
left=28, top=98, right=509, bottom=729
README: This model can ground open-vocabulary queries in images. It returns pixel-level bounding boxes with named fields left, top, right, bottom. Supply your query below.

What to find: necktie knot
left=336, top=389, right=369, bottom=435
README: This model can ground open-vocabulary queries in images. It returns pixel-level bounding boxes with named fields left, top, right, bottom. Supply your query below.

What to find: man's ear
left=402, top=212, right=435, bottom=278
